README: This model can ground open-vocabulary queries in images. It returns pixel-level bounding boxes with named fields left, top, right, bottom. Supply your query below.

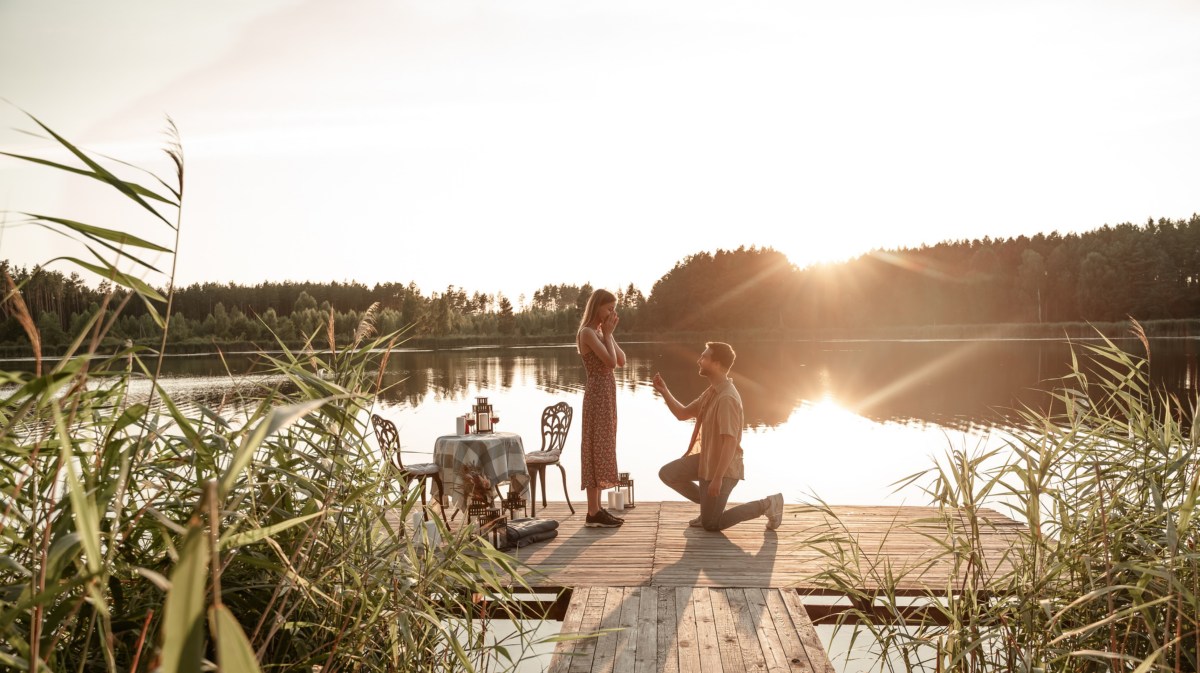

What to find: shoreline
left=1, top=318, right=1195, bottom=362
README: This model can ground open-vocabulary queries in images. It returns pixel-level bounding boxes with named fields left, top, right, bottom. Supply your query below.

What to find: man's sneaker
left=585, top=510, right=623, bottom=528
left=765, top=493, right=784, bottom=531
left=688, top=516, right=703, bottom=528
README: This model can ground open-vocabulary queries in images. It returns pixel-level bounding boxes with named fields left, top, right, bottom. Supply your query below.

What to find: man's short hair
left=706, top=341, right=736, bottom=371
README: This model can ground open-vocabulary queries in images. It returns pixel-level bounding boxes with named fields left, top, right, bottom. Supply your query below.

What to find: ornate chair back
left=371, top=413, right=405, bottom=474
left=371, top=413, right=445, bottom=517
left=525, top=401, right=575, bottom=516
left=539, top=401, right=573, bottom=454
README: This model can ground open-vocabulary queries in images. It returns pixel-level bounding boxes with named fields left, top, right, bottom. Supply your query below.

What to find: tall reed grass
left=1, top=112, right=550, bottom=671
left=806, top=324, right=1199, bottom=672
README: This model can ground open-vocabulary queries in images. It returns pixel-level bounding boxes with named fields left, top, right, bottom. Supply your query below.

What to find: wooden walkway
left=505, top=501, right=1023, bottom=592
left=430, top=500, right=1025, bottom=673
left=549, top=586, right=833, bottom=673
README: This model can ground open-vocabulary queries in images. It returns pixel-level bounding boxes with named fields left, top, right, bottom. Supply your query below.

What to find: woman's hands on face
left=604, top=311, right=619, bottom=334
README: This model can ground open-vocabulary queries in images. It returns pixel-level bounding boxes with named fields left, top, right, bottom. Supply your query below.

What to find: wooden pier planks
left=512, top=502, right=660, bottom=588
left=549, top=587, right=834, bottom=673
left=500, top=500, right=1023, bottom=592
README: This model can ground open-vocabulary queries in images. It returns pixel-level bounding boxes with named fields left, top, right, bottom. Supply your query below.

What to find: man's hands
left=653, top=372, right=690, bottom=421
left=652, top=372, right=667, bottom=396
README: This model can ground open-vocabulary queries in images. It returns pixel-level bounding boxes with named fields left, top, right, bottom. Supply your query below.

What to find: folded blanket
left=500, top=517, right=559, bottom=550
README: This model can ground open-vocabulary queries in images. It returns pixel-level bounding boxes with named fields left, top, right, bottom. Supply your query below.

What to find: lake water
left=117, top=336, right=1197, bottom=508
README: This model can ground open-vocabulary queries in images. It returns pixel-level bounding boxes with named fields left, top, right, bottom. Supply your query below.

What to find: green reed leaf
left=219, top=511, right=324, bottom=551
left=31, top=218, right=166, bottom=274
left=110, top=402, right=149, bottom=435
left=134, top=566, right=172, bottom=592
left=219, top=398, right=331, bottom=498
left=1050, top=592, right=1172, bottom=644
left=1176, top=473, right=1199, bottom=546
left=0, top=545, right=30, bottom=572
left=210, top=605, right=264, bottom=673
left=160, top=524, right=209, bottom=673
left=56, top=410, right=102, bottom=576
left=45, top=533, right=82, bottom=581
left=0, top=653, right=33, bottom=671
left=0, top=151, right=179, bottom=206
left=58, top=256, right=165, bottom=303
left=27, top=213, right=172, bottom=252
left=154, top=380, right=206, bottom=458
left=19, top=111, right=175, bottom=225
left=1128, top=650, right=1165, bottom=673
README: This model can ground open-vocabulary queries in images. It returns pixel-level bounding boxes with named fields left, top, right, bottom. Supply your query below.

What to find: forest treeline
left=3, top=215, right=1198, bottom=353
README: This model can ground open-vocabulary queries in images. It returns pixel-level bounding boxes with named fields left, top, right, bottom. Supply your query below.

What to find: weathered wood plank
left=590, top=588, right=625, bottom=673
left=612, top=587, right=640, bottom=673
left=763, top=589, right=814, bottom=672
left=743, top=587, right=790, bottom=672
left=692, top=588, right=724, bottom=673
left=779, top=589, right=837, bottom=673
left=726, top=588, right=769, bottom=673
left=633, top=586, right=658, bottom=673
left=709, top=589, right=746, bottom=673
left=548, top=586, right=589, bottom=673
left=675, top=587, right=701, bottom=673
left=567, top=586, right=609, bottom=673
left=656, top=586, right=679, bottom=673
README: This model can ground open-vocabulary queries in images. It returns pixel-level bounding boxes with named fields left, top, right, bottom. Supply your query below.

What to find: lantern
left=473, top=396, right=493, bottom=433
left=479, top=506, right=506, bottom=548
left=467, top=498, right=490, bottom=530
left=618, top=472, right=635, bottom=509
left=490, top=516, right=508, bottom=548
left=502, top=490, right=526, bottom=520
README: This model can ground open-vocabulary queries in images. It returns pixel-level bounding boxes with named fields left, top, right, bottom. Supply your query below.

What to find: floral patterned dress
left=579, top=349, right=618, bottom=490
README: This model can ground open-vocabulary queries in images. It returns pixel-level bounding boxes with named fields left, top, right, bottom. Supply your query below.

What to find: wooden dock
left=437, top=500, right=1025, bottom=673
left=549, top=586, right=832, bottom=673
left=506, top=501, right=1023, bottom=592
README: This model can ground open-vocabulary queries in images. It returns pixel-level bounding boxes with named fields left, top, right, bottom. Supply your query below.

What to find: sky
left=2, top=0, right=1199, bottom=305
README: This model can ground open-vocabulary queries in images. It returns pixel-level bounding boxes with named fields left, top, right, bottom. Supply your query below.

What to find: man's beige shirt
left=685, top=378, right=745, bottom=481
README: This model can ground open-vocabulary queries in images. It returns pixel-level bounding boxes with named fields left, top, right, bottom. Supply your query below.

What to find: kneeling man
left=652, top=341, right=784, bottom=532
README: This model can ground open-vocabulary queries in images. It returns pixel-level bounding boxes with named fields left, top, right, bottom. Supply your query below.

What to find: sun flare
left=781, top=239, right=870, bottom=269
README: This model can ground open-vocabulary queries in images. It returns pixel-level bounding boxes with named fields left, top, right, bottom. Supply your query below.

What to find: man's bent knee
left=658, top=463, right=679, bottom=484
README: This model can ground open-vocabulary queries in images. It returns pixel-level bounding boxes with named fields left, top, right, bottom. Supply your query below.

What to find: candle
left=607, top=490, right=624, bottom=511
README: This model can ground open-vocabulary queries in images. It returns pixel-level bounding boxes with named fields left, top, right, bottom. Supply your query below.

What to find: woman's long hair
left=578, top=288, right=617, bottom=332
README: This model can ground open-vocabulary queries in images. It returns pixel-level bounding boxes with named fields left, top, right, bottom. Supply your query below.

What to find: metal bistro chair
left=524, top=401, right=574, bottom=517
left=371, top=414, right=446, bottom=518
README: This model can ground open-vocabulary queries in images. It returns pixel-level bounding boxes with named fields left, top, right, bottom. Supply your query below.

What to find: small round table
left=433, top=431, right=530, bottom=512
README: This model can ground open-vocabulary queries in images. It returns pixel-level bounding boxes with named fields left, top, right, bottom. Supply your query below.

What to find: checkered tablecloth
left=434, top=432, right=530, bottom=510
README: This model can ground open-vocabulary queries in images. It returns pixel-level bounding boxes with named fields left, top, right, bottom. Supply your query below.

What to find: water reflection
left=14, top=339, right=1192, bottom=431
left=370, top=338, right=1195, bottom=430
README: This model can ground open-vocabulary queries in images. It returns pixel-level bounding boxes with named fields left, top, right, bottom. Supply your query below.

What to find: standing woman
left=577, top=288, right=626, bottom=528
